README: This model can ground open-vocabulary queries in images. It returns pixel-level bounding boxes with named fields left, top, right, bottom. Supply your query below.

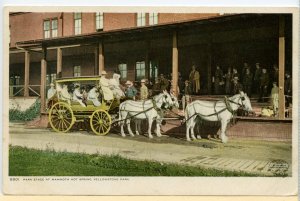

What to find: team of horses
left=118, top=90, right=253, bottom=143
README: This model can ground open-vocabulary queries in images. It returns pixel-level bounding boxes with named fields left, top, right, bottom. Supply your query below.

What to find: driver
left=99, top=71, right=114, bottom=104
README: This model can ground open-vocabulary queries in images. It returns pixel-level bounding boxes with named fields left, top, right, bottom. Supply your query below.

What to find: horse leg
left=190, top=117, right=197, bottom=140
left=186, top=120, right=192, bottom=141
left=220, top=120, right=229, bottom=143
left=147, top=118, right=154, bottom=139
left=135, top=120, right=140, bottom=135
left=126, top=119, right=135, bottom=137
left=120, top=113, right=126, bottom=137
left=155, top=118, right=162, bottom=137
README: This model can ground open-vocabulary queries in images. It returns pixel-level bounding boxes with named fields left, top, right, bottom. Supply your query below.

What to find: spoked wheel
left=90, top=109, right=111, bottom=135
left=48, top=102, right=75, bottom=133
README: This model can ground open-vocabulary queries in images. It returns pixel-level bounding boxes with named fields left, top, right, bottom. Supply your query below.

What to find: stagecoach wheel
left=48, top=102, right=75, bottom=133
left=90, top=109, right=112, bottom=135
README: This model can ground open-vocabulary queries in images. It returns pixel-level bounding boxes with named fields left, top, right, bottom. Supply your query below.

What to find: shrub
left=9, top=99, right=41, bottom=121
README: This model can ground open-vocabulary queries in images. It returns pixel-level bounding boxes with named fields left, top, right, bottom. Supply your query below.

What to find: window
left=74, top=13, right=82, bottom=35
left=51, top=19, right=58, bottom=37
left=43, top=18, right=58, bottom=38
left=74, top=66, right=81, bottom=77
left=43, top=20, right=50, bottom=38
left=47, top=73, right=57, bottom=86
left=149, top=13, right=158, bottom=25
left=137, top=13, right=146, bottom=27
left=136, top=61, right=145, bottom=80
left=118, top=64, right=127, bottom=80
left=150, top=61, right=158, bottom=80
left=96, top=12, right=104, bottom=30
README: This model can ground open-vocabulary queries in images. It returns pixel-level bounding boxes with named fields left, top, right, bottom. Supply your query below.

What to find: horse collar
left=224, top=96, right=235, bottom=114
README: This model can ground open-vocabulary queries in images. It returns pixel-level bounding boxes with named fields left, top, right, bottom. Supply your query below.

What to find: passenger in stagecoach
left=87, top=85, right=101, bottom=107
left=232, top=76, right=243, bottom=95
left=125, top=80, right=137, bottom=100
left=99, top=70, right=114, bottom=104
left=73, top=83, right=87, bottom=107
left=47, top=83, right=56, bottom=100
left=60, top=84, right=71, bottom=105
left=140, top=79, right=149, bottom=101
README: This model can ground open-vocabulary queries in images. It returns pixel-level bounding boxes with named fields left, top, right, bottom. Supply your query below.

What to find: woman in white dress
left=99, top=71, right=114, bottom=102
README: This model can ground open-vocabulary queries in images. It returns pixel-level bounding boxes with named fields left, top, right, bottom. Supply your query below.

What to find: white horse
left=185, top=91, right=253, bottom=143
left=119, top=91, right=174, bottom=138
left=134, top=92, right=180, bottom=135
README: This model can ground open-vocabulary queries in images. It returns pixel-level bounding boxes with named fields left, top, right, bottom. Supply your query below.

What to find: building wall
left=159, top=13, right=219, bottom=24
left=104, top=13, right=136, bottom=31
left=62, top=54, right=96, bottom=78
left=10, top=13, right=61, bottom=47
left=9, top=12, right=219, bottom=47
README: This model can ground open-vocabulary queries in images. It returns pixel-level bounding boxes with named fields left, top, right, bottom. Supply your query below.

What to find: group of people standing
left=213, top=62, right=288, bottom=102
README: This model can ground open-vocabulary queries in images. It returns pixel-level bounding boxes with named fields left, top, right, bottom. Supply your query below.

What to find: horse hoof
left=121, top=135, right=126, bottom=138
left=135, top=132, right=140, bottom=136
left=149, top=135, right=153, bottom=139
left=187, top=138, right=191, bottom=142
left=196, top=135, right=202, bottom=139
left=221, top=136, right=228, bottom=143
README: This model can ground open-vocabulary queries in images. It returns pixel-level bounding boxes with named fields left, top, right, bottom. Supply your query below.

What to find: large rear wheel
left=49, top=102, right=75, bottom=133
left=90, top=109, right=111, bottom=135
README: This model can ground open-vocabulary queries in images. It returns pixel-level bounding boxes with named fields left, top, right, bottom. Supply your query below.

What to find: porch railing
left=9, top=85, right=41, bottom=97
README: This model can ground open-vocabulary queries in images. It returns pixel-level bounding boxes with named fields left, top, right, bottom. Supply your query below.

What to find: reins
left=184, top=95, right=244, bottom=123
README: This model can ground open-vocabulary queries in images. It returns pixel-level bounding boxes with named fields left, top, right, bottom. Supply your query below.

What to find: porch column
left=57, top=48, right=62, bottom=78
left=40, top=47, right=47, bottom=113
left=24, top=51, right=30, bottom=97
left=278, top=16, right=285, bottom=119
left=98, top=42, right=104, bottom=75
left=172, top=31, right=179, bottom=96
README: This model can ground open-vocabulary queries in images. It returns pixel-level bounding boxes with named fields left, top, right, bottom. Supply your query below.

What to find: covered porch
left=10, top=14, right=292, bottom=120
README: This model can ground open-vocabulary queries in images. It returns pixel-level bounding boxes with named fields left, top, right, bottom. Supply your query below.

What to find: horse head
left=239, top=91, right=253, bottom=112
left=160, top=90, right=174, bottom=110
left=170, top=92, right=180, bottom=109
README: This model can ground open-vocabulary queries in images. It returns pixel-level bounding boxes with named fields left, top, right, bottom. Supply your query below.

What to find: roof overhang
left=14, top=14, right=279, bottom=50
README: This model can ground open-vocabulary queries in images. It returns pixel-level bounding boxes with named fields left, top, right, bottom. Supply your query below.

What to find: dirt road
left=8, top=122, right=292, bottom=176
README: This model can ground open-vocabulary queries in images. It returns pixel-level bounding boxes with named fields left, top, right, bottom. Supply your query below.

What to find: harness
left=184, top=96, right=245, bottom=123
left=117, top=94, right=169, bottom=124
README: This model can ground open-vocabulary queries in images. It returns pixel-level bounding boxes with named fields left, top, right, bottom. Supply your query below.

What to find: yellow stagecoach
left=48, top=76, right=120, bottom=135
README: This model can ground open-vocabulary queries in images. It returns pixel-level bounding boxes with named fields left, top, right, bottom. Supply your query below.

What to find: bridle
left=226, top=95, right=247, bottom=111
